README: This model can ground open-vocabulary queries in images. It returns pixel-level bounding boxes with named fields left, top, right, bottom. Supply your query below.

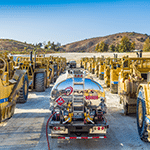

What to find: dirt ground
left=1, top=53, right=150, bottom=150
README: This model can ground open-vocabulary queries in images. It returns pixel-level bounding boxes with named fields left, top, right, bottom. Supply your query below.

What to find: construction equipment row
left=0, top=52, right=66, bottom=123
left=80, top=51, right=150, bottom=142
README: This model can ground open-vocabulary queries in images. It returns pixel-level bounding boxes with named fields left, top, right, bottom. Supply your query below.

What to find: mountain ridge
left=0, top=32, right=149, bottom=53
left=60, top=32, right=149, bottom=52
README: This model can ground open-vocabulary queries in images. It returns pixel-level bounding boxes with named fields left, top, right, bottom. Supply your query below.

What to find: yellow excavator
left=0, top=53, right=28, bottom=122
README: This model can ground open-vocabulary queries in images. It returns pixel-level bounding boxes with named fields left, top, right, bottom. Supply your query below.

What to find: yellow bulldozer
left=110, top=56, right=122, bottom=94
left=15, top=53, right=67, bottom=92
left=104, top=55, right=121, bottom=88
left=86, top=56, right=96, bottom=74
left=81, top=57, right=89, bottom=70
left=118, top=57, right=150, bottom=115
left=104, top=58, right=111, bottom=87
left=15, top=52, right=50, bottom=92
left=48, top=56, right=66, bottom=83
left=98, top=56, right=105, bottom=80
left=0, top=53, right=29, bottom=122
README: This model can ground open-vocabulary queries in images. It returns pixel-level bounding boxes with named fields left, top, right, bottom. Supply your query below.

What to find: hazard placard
left=55, top=97, right=65, bottom=106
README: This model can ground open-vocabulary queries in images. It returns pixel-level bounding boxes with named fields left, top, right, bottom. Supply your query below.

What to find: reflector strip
left=0, top=98, right=8, bottom=104
left=111, top=81, right=118, bottom=84
left=86, top=96, right=98, bottom=100
left=58, top=136, right=106, bottom=139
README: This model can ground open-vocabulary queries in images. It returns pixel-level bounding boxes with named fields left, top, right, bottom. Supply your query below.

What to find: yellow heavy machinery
left=95, top=57, right=100, bottom=78
left=15, top=53, right=67, bottom=91
left=91, top=56, right=96, bottom=74
left=80, top=57, right=89, bottom=70
left=95, top=57, right=105, bottom=78
left=104, top=55, right=120, bottom=88
left=110, top=56, right=122, bottom=94
left=15, top=52, right=50, bottom=92
left=104, top=58, right=111, bottom=87
left=136, top=73, right=150, bottom=142
left=0, top=53, right=28, bottom=122
left=86, top=57, right=96, bottom=74
left=118, top=57, right=150, bottom=115
left=98, top=56, right=105, bottom=80
left=50, top=56, right=66, bottom=83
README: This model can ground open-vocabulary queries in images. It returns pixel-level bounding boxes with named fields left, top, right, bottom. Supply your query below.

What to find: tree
left=24, top=47, right=27, bottom=51
left=44, top=41, right=51, bottom=49
left=109, top=44, right=116, bottom=52
left=119, top=36, right=132, bottom=52
left=115, top=44, right=120, bottom=52
left=143, top=37, right=150, bottom=51
left=56, top=42, right=61, bottom=47
left=131, top=41, right=135, bottom=50
left=48, top=41, right=51, bottom=46
left=98, top=41, right=108, bottom=52
left=37, top=42, right=42, bottom=48
left=51, top=42, right=56, bottom=51
left=43, top=41, right=60, bottom=51
left=95, top=43, right=99, bottom=52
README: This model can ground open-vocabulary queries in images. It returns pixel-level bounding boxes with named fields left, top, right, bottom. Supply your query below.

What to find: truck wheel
left=92, top=69, right=95, bottom=74
left=0, top=110, right=2, bottom=123
left=17, top=74, right=29, bottom=103
left=123, top=102, right=129, bottom=115
left=137, top=87, right=148, bottom=142
left=123, top=95, right=129, bottom=115
left=35, top=72, right=46, bottom=92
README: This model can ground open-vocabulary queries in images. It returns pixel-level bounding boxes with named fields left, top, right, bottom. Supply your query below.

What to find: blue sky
left=0, top=0, right=150, bottom=45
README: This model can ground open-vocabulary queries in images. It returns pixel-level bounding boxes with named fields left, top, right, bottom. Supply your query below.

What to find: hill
left=0, top=32, right=149, bottom=54
left=0, top=39, right=46, bottom=54
left=60, top=32, right=149, bottom=52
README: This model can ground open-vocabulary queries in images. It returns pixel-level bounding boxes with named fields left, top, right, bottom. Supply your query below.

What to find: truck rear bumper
left=49, top=123, right=109, bottom=138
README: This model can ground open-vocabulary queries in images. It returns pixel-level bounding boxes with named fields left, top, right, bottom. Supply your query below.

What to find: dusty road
left=0, top=72, right=150, bottom=150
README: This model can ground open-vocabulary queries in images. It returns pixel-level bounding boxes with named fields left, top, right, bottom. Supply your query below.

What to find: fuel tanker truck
left=46, top=68, right=108, bottom=147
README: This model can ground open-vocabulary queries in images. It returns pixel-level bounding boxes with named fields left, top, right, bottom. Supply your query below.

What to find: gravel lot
left=1, top=53, right=150, bottom=150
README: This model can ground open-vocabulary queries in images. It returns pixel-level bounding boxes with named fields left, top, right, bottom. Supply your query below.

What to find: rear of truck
left=49, top=69, right=108, bottom=139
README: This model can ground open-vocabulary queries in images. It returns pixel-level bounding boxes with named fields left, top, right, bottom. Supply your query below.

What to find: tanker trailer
left=48, top=68, right=109, bottom=141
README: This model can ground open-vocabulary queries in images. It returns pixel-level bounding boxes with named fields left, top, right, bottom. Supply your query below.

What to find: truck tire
left=17, top=74, right=29, bottom=103
left=123, top=102, right=129, bottom=115
left=123, top=95, right=129, bottom=115
left=110, top=83, right=118, bottom=94
left=35, top=72, right=46, bottom=92
left=137, top=87, right=148, bottom=142
left=92, top=68, right=95, bottom=74
left=99, top=74, right=104, bottom=80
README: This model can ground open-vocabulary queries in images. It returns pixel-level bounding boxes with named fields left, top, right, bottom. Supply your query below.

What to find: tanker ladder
left=72, top=69, right=85, bottom=120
